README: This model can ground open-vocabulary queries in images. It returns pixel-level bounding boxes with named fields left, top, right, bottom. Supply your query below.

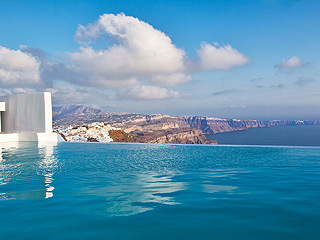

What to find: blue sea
left=1, top=142, right=320, bottom=240
left=207, top=125, right=320, bottom=146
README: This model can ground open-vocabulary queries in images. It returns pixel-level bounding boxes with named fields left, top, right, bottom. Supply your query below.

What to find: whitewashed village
left=56, top=122, right=117, bottom=142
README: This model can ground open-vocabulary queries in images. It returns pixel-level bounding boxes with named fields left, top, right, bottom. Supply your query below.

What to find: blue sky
left=0, top=0, right=319, bottom=119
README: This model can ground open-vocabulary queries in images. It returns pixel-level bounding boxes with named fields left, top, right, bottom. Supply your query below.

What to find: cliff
left=53, top=104, right=320, bottom=144
left=181, top=117, right=320, bottom=134
left=109, top=130, right=133, bottom=142
left=129, top=128, right=216, bottom=144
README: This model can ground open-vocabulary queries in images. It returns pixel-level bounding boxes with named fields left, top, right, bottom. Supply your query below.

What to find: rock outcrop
left=128, top=128, right=215, bottom=144
left=148, top=129, right=217, bottom=144
left=108, top=130, right=133, bottom=142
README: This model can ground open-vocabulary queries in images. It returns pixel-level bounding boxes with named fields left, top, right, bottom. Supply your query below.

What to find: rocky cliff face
left=108, top=130, right=133, bottom=142
left=129, top=128, right=216, bottom=144
left=182, top=117, right=320, bottom=134
left=149, top=129, right=217, bottom=144
left=116, top=115, right=320, bottom=136
left=53, top=104, right=320, bottom=144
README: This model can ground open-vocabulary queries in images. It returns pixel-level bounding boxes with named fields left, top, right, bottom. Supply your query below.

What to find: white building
left=0, top=92, right=63, bottom=143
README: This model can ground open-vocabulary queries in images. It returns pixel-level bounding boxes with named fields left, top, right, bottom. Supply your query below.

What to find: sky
left=0, top=0, right=319, bottom=120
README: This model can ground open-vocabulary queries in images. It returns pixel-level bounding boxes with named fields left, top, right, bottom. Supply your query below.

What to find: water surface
left=207, top=124, right=320, bottom=146
left=1, top=142, right=320, bottom=239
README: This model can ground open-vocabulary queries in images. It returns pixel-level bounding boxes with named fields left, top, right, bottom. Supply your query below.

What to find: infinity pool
left=1, top=142, right=320, bottom=239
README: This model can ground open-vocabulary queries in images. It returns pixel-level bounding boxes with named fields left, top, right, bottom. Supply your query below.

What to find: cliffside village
left=55, top=122, right=117, bottom=142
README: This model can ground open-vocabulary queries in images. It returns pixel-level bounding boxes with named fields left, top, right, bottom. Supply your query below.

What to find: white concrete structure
left=0, top=92, right=63, bottom=143
left=0, top=102, right=5, bottom=132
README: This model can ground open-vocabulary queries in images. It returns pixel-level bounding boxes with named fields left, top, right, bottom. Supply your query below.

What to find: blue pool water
left=1, top=142, right=320, bottom=240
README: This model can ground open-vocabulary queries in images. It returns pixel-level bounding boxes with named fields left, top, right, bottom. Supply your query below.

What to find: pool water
left=1, top=142, right=320, bottom=239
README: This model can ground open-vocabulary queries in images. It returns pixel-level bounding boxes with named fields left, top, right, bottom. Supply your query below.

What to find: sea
left=1, top=141, right=320, bottom=240
left=207, top=124, right=320, bottom=146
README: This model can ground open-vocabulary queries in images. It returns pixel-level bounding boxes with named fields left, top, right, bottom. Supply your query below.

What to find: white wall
left=0, top=102, right=5, bottom=111
left=2, top=92, right=53, bottom=133
left=0, top=102, right=5, bottom=132
left=0, top=132, right=64, bottom=142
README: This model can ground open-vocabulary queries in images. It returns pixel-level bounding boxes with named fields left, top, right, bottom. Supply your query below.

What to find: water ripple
left=0, top=142, right=320, bottom=239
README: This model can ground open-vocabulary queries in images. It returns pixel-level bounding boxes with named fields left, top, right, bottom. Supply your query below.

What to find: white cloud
left=197, top=43, right=248, bottom=70
left=70, top=14, right=249, bottom=89
left=151, top=73, right=191, bottom=86
left=0, top=46, right=41, bottom=86
left=11, top=88, right=35, bottom=94
left=71, top=13, right=187, bottom=86
left=47, top=85, right=113, bottom=105
left=0, top=13, right=250, bottom=106
left=0, top=87, right=43, bottom=97
left=122, top=85, right=183, bottom=100
left=275, top=56, right=304, bottom=72
left=0, top=88, right=13, bottom=96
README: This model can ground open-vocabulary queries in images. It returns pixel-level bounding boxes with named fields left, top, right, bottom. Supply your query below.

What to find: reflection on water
left=0, top=142, right=243, bottom=217
left=81, top=170, right=242, bottom=217
left=44, top=173, right=54, bottom=199
left=202, top=184, right=237, bottom=194
left=83, top=172, right=186, bottom=217
left=0, top=142, right=58, bottom=199
left=0, top=142, right=23, bottom=199
left=38, top=142, right=58, bottom=199
left=1, top=143, right=320, bottom=240
left=200, top=170, right=240, bottom=194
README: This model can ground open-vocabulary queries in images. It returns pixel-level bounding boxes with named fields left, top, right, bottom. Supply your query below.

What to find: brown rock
left=109, top=130, right=133, bottom=142
left=129, top=128, right=217, bottom=145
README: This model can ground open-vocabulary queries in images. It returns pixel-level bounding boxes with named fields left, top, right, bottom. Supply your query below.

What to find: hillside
left=53, top=105, right=320, bottom=133
left=53, top=105, right=320, bottom=144
left=53, top=105, right=146, bottom=128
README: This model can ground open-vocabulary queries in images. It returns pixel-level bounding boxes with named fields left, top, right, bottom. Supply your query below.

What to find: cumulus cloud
left=121, top=85, right=184, bottom=100
left=71, top=13, right=248, bottom=88
left=0, top=46, right=41, bottom=87
left=19, top=45, right=47, bottom=60
left=19, top=45, right=76, bottom=88
left=0, top=88, right=13, bottom=96
left=0, top=13, right=250, bottom=105
left=151, top=73, right=191, bottom=86
left=197, top=43, right=248, bottom=70
left=275, top=56, right=304, bottom=72
left=0, top=87, right=41, bottom=97
left=70, top=13, right=187, bottom=87
left=11, top=88, right=35, bottom=94
left=46, top=85, right=113, bottom=105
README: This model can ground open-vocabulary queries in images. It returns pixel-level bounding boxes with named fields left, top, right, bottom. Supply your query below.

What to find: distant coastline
left=53, top=105, right=320, bottom=145
left=207, top=124, right=320, bottom=146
